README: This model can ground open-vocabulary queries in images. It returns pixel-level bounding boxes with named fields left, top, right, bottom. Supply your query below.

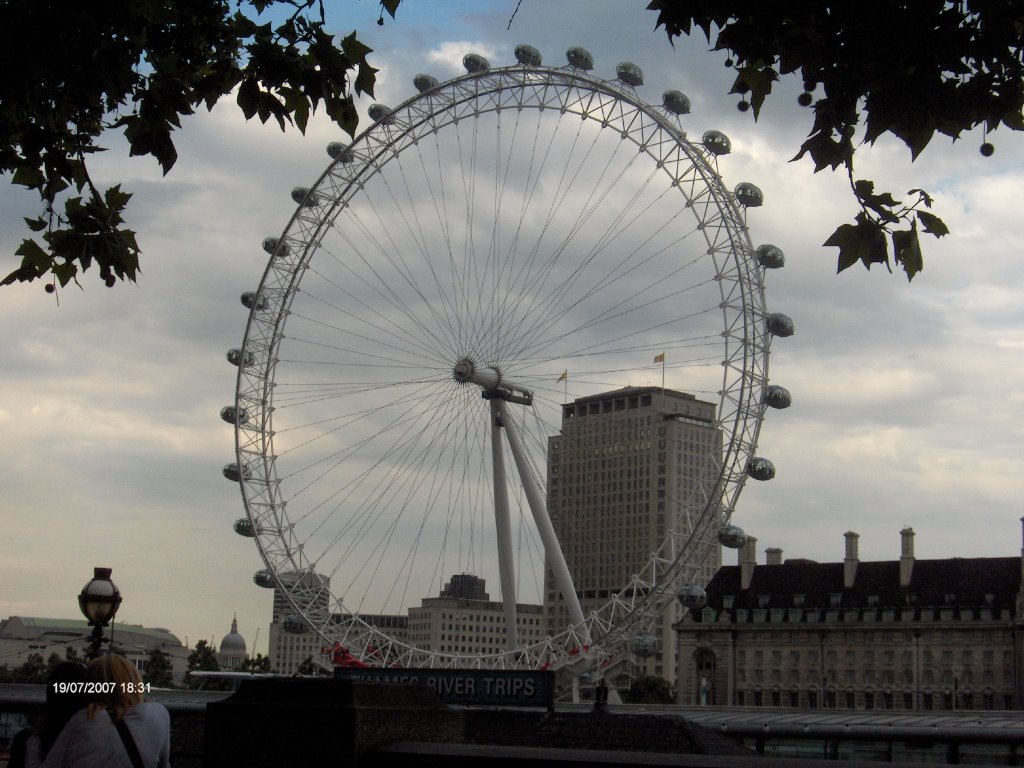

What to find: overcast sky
left=2, top=0, right=1022, bottom=659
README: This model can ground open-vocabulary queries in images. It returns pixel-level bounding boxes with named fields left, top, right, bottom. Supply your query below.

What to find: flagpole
left=653, top=353, right=666, bottom=414
left=661, top=357, right=666, bottom=414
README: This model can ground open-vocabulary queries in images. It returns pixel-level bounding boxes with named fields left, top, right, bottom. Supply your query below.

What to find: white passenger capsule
left=291, top=187, right=320, bottom=207
left=367, top=103, right=392, bottom=122
left=702, top=130, right=732, bottom=156
left=566, top=46, right=594, bottom=70
left=234, top=518, right=257, bottom=537
left=463, top=53, right=489, bottom=73
left=663, top=90, right=690, bottom=115
left=262, top=237, right=289, bottom=257
left=241, top=292, right=266, bottom=311
left=717, top=524, right=748, bottom=549
left=630, top=634, right=658, bottom=658
left=220, top=405, right=248, bottom=425
left=514, top=44, right=542, bottom=66
left=222, top=462, right=251, bottom=482
left=734, top=182, right=764, bottom=207
left=253, top=569, right=275, bottom=588
left=678, top=585, right=708, bottom=610
left=765, top=385, right=792, bottom=409
left=226, top=348, right=254, bottom=368
left=747, top=457, right=776, bottom=481
left=413, top=74, right=438, bottom=93
left=326, top=142, right=353, bottom=161
left=767, top=313, right=795, bottom=337
left=616, top=61, right=643, bottom=87
left=756, top=244, right=785, bottom=269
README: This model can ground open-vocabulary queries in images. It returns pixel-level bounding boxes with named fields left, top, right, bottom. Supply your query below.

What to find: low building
left=408, top=574, right=544, bottom=657
left=674, top=524, right=1024, bottom=710
left=0, top=616, right=189, bottom=684
left=267, top=571, right=410, bottom=673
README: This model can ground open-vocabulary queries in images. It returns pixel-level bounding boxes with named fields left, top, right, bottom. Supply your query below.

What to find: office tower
left=545, top=386, right=722, bottom=683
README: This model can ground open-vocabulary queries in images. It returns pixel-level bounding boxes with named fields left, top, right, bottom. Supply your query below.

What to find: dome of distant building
left=218, top=615, right=248, bottom=670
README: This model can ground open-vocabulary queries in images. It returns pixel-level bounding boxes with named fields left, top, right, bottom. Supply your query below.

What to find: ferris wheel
left=224, top=45, right=791, bottom=673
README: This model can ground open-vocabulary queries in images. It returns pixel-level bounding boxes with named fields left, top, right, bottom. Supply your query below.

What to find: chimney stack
left=843, top=531, right=859, bottom=589
left=766, top=547, right=783, bottom=566
left=900, top=527, right=915, bottom=588
left=740, top=535, right=758, bottom=590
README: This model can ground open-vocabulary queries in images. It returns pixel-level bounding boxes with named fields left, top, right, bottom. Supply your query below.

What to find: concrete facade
left=674, top=524, right=1024, bottom=710
left=407, top=575, right=544, bottom=656
left=268, top=572, right=410, bottom=673
left=545, top=386, right=722, bottom=683
left=0, top=616, right=189, bottom=683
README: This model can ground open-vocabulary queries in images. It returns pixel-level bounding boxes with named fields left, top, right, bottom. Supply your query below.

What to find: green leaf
left=908, top=188, right=934, bottom=207
left=381, top=0, right=401, bottom=19
left=823, top=214, right=889, bottom=273
left=730, top=65, right=778, bottom=119
left=52, top=260, right=79, bottom=287
left=791, top=131, right=851, bottom=172
left=12, top=165, right=45, bottom=189
left=916, top=210, right=949, bottom=238
left=826, top=223, right=864, bottom=273
left=15, top=238, right=53, bottom=272
left=853, top=179, right=901, bottom=224
left=104, top=184, right=132, bottom=213
left=892, top=223, right=923, bottom=281
left=237, top=77, right=259, bottom=120
left=24, top=216, right=47, bottom=233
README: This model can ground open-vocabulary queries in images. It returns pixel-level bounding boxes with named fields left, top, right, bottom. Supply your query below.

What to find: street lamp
left=78, top=567, right=122, bottom=659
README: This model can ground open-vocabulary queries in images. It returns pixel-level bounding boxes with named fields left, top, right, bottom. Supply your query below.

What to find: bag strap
left=112, top=715, right=145, bottom=768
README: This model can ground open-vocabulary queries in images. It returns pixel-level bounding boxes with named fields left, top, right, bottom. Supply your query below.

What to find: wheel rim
left=232, top=60, right=771, bottom=670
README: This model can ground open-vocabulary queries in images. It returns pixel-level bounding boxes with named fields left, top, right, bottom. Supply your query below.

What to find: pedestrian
left=7, top=661, right=87, bottom=768
left=25, top=654, right=170, bottom=768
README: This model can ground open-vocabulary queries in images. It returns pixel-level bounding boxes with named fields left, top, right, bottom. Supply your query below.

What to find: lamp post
left=78, top=567, right=122, bottom=659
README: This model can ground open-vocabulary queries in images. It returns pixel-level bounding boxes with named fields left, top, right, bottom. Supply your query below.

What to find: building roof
left=1, top=616, right=183, bottom=645
left=693, top=557, right=1021, bottom=618
left=219, top=616, right=246, bottom=655
left=571, top=386, right=701, bottom=405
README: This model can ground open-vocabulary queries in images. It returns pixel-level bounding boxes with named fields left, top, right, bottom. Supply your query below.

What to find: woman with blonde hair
left=26, top=653, right=171, bottom=768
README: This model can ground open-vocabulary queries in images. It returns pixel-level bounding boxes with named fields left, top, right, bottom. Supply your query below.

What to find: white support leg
left=490, top=398, right=519, bottom=650
left=495, top=399, right=588, bottom=642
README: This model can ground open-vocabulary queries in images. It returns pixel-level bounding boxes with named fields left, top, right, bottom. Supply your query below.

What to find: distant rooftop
left=1, top=616, right=183, bottom=646
left=696, top=556, right=1021, bottom=615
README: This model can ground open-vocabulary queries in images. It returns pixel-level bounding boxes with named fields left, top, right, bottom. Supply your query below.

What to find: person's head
left=85, top=654, right=144, bottom=721
left=42, top=661, right=87, bottom=755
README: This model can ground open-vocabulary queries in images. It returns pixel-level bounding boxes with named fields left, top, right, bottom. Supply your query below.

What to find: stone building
left=545, top=386, right=722, bottom=683
left=267, top=571, right=410, bottom=673
left=675, top=525, right=1024, bottom=710
left=268, top=571, right=331, bottom=675
left=0, top=616, right=189, bottom=684
left=408, top=574, right=544, bottom=656
left=217, top=616, right=248, bottom=671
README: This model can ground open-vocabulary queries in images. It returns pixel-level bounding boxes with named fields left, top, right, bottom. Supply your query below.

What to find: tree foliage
left=239, top=652, right=273, bottom=673
left=622, top=674, right=675, bottom=704
left=144, top=648, right=175, bottom=688
left=185, top=638, right=221, bottom=689
left=648, top=1, right=1024, bottom=280
left=1, top=0, right=392, bottom=292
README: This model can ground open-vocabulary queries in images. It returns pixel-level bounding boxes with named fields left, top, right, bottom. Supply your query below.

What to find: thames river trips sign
left=334, top=667, right=554, bottom=707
